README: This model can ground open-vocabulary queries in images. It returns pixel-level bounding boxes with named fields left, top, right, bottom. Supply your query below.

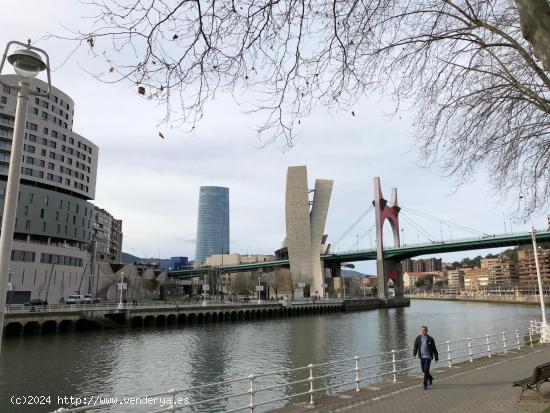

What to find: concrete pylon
left=374, top=177, right=403, bottom=299
left=285, top=166, right=333, bottom=297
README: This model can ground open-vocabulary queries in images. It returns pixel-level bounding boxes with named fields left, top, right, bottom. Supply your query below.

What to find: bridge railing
left=52, top=322, right=542, bottom=413
left=5, top=298, right=344, bottom=314
left=331, top=229, right=550, bottom=256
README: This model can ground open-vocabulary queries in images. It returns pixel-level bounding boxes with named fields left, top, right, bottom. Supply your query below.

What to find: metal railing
left=6, top=299, right=343, bottom=314
left=52, top=322, right=542, bottom=413
left=332, top=229, right=550, bottom=256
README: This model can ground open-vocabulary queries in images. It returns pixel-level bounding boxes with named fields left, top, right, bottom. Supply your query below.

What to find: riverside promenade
left=271, top=344, right=550, bottom=413
left=409, top=293, right=550, bottom=305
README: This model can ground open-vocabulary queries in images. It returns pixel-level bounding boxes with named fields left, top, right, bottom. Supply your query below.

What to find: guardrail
left=6, top=298, right=344, bottom=314
left=52, top=321, right=542, bottom=413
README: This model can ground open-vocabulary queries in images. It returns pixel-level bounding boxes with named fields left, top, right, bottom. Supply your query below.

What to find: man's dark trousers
left=420, top=358, right=432, bottom=388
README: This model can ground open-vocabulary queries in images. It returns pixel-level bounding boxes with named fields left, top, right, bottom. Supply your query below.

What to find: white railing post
left=467, top=338, right=473, bottom=362
left=486, top=335, right=492, bottom=357
left=515, top=329, right=520, bottom=350
left=354, top=356, right=360, bottom=392
left=169, top=388, right=176, bottom=413
left=446, top=341, right=452, bottom=367
left=308, top=364, right=315, bottom=405
left=248, top=374, right=256, bottom=413
left=529, top=325, right=534, bottom=347
left=391, top=350, right=397, bottom=382
left=502, top=332, right=507, bottom=354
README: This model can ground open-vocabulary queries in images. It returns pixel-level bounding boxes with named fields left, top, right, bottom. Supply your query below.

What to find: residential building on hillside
left=447, top=269, right=465, bottom=289
left=481, top=257, right=517, bottom=288
left=518, top=246, right=550, bottom=291
left=463, top=267, right=490, bottom=290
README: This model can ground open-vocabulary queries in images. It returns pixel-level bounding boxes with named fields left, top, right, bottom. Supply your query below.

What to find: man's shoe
left=423, top=386, right=428, bottom=390
left=428, top=378, right=433, bottom=386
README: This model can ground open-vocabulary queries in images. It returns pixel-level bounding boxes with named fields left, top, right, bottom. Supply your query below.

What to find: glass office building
left=195, top=186, right=229, bottom=263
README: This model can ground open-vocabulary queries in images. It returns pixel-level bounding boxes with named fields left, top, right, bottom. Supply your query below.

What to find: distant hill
left=342, top=269, right=376, bottom=279
left=121, top=252, right=168, bottom=266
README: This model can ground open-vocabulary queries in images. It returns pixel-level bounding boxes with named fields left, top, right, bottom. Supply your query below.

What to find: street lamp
left=202, top=272, right=209, bottom=307
left=118, top=271, right=126, bottom=310
left=0, top=40, right=50, bottom=351
left=531, top=227, right=550, bottom=343
left=257, top=274, right=262, bottom=305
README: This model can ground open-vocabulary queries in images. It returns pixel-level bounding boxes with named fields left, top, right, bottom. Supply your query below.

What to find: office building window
left=42, top=222, right=47, bottom=232
left=33, top=107, right=38, bottom=115
left=23, top=206, right=28, bottom=216
left=25, top=219, right=30, bottom=230
left=1, top=96, right=7, bottom=105
left=40, top=209, right=45, bottom=218
left=44, top=196, right=49, bottom=206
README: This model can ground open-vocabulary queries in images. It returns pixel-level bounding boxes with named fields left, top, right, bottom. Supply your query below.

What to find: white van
left=65, top=294, right=85, bottom=304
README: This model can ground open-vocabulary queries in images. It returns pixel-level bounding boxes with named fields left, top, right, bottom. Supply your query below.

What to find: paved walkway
left=271, top=344, right=550, bottom=413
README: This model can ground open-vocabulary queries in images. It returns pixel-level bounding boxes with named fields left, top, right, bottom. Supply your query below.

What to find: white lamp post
left=531, top=227, right=550, bottom=343
left=202, top=272, right=209, bottom=307
left=0, top=40, right=50, bottom=351
left=257, top=274, right=262, bottom=305
left=118, top=271, right=126, bottom=310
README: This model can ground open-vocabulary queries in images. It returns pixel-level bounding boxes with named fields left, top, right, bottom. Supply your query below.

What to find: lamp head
left=8, top=47, right=47, bottom=79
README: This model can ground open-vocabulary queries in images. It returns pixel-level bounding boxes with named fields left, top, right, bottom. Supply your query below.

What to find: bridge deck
left=271, top=344, right=550, bottom=413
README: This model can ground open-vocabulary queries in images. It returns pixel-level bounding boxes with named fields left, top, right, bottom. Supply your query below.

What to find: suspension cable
left=402, top=207, right=490, bottom=236
left=332, top=205, right=374, bottom=248
left=347, top=223, right=376, bottom=251
left=400, top=212, right=437, bottom=243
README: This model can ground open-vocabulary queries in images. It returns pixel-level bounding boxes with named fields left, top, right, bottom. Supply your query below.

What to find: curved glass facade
left=195, top=186, right=229, bottom=263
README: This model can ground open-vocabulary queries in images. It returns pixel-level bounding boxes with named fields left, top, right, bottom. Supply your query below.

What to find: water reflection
left=0, top=301, right=542, bottom=413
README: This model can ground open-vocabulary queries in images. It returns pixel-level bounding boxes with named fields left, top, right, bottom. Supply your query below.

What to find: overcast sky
left=1, top=1, right=548, bottom=274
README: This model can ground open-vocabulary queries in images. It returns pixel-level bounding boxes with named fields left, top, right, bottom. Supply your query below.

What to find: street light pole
left=117, top=271, right=125, bottom=310
left=257, top=274, right=262, bottom=305
left=202, top=272, right=207, bottom=306
left=531, top=227, right=550, bottom=342
left=0, top=40, right=50, bottom=351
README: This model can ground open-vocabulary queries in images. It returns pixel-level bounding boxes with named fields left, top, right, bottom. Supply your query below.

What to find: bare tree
left=264, top=269, right=282, bottom=299
left=58, top=0, right=550, bottom=215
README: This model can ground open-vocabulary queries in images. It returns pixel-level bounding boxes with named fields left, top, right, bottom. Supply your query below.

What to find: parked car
left=65, top=294, right=85, bottom=304
left=24, top=298, right=47, bottom=306
left=82, top=294, right=100, bottom=304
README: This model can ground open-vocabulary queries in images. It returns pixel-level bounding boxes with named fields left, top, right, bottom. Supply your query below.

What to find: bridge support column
left=377, top=259, right=403, bottom=299
left=374, top=177, right=401, bottom=300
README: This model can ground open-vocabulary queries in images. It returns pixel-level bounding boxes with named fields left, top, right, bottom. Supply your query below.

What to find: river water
left=0, top=300, right=542, bottom=413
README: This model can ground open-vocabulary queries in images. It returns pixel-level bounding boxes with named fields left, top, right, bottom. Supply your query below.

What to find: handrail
left=6, top=299, right=346, bottom=314
left=51, top=322, right=542, bottom=413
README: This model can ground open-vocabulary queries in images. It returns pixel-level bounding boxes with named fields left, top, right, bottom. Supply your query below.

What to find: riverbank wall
left=409, top=294, right=549, bottom=305
left=3, top=298, right=410, bottom=337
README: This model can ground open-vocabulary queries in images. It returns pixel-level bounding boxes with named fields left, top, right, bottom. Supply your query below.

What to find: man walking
left=413, top=325, right=438, bottom=390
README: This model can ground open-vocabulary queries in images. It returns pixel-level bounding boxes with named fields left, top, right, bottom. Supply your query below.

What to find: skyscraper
left=195, top=186, right=229, bottom=263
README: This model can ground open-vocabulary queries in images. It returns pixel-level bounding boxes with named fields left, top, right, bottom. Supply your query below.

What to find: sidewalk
left=271, top=344, right=550, bottom=413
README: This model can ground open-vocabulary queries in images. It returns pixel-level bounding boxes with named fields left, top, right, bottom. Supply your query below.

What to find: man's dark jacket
left=413, top=334, right=439, bottom=361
